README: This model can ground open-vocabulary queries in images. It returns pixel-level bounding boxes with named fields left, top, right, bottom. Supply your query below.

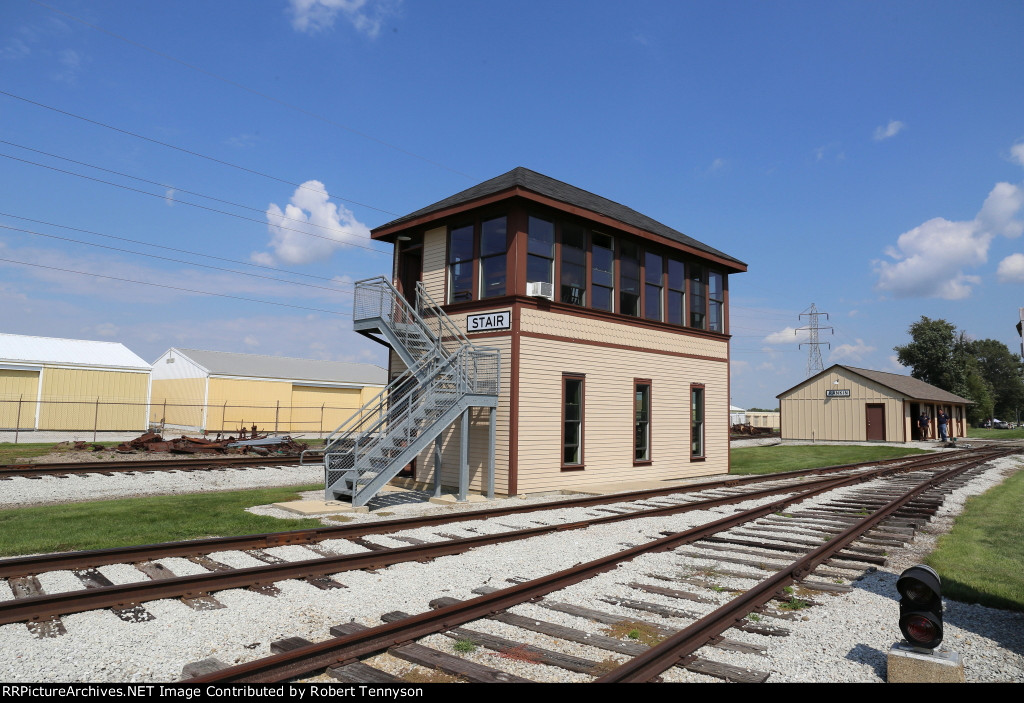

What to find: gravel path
left=0, top=455, right=1021, bottom=683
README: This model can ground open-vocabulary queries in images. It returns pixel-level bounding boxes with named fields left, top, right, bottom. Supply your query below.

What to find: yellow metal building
left=0, top=333, right=151, bottom=431
left=149, top=348, right=386, bottom=435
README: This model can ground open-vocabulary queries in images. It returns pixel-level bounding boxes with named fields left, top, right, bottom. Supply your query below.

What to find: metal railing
left=323, top=277, right=500, bottom=505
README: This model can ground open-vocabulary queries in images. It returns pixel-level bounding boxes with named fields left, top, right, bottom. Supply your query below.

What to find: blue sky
left=1, top=0, right=1023, bottom=409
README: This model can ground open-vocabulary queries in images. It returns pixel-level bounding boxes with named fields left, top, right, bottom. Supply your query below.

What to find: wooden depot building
left=777, top=364, right=972, bottom=442
left=370, top=167, right=747, bottom=495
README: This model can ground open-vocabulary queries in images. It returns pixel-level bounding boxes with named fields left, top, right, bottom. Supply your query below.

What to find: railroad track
left=1, top=446, right=1013, bottom=682
left=186, top=448, right=1013, bottom=684
left=0, top=453, right=317, bottom=480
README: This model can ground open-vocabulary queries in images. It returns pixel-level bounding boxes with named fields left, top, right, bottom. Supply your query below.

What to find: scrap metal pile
left=114, top=430, right=308, bottom=456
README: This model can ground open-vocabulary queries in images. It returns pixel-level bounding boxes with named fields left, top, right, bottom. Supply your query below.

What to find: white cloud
left=1009, top=142, right=1024, bottom=168
left=164, top=188, right=176, bottom=206
left=257, top=180, right=371, bottom=266
left=997, top=253, right=1024, bottom=283
left=289, top=0, right=400, bottom=37
left=873, top=120, right=905, bottom=141
left=93, top=322, right=119, bottom=338
left=763, top=326, right=810, bottom=345
left=874, top=181, right=1024, bottom=299
left=830, top=339, right=875, bottom=363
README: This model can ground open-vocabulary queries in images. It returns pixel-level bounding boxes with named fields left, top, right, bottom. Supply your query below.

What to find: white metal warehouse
left=0, top=333, right=151, bottom=431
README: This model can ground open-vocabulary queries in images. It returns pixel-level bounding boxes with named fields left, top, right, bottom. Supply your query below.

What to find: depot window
left=560, top=223, right=586, bottom=306
left=591, top=232, right=615, bottom=312
left=620, top=241, right=641, bottom=317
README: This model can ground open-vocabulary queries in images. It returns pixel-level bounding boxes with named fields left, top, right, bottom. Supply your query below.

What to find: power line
left=0, top=139, right=395, bottom=242
left=0, top=257, right=351, bottom=316
left=0, top=211, right=348, bottom=284
left=0, top=222, right=352, bottom=294
left=0, top=151, right=391, bottom=257
left=31, top=0, right=474, bottom=180
left=0, top=89, right=399, bottom=218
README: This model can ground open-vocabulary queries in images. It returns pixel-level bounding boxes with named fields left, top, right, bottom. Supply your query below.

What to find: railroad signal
left=897, top=565, right=943, bottom=650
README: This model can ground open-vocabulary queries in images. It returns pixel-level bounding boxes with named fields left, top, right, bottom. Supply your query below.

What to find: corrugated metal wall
left=0, top=369, right=40, bottom=429
left=37, top=367, right=149, bottom=430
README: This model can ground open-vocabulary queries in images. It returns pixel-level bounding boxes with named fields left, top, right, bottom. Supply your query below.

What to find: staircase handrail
left=321, top=354, right=447, bottom=451
left=325, top=344, right=498, bottom=476
left=414, top=281, right=474, bottom=356
left=353, top=276, right=443, bottom=361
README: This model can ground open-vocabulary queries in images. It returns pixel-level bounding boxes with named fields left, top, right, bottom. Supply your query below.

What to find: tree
left=970, top=338, right=1024, bottom=421
left=894, top=317, right=966, bottom=392
left=893, top=316, right=1000, bottom=424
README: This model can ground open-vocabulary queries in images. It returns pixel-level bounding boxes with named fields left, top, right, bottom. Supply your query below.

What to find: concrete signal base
left=887, top=642, right=964, bottom=683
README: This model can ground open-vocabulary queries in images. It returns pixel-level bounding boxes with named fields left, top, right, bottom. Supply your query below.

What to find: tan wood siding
left=780, top=368, right=903, bottom=441
left=421, top=225, right=447, bottom=302
left=516, top=336, right=728, bottom=493
left=520, top=307, right=728, bottom=360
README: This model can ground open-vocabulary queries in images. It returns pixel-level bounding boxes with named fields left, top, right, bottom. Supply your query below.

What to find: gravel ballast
left=0, top=455, right=1021, bottom=683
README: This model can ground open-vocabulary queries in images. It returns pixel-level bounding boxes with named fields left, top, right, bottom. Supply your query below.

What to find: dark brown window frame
left=561, top=373, right=586, bottom=471
left=690, top=383, right=705, bottom=462
left=446, top=213, right=510, bottom=304
left=634, top=378, right=652, bottom=465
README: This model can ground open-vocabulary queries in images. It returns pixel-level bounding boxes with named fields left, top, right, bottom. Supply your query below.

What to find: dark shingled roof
left=373, top=167, right=746, bottom=268
left=778, top=364, right=973, bottom=404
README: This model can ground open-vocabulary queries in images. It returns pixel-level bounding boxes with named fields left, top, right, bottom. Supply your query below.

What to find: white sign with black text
left=826, top=389, right=851, bottom=398
left=466, top=310, right=511, bottom=333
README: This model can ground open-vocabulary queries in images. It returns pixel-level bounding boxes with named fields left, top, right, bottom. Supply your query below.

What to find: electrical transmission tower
left=796, top=304, right=833, bottom=377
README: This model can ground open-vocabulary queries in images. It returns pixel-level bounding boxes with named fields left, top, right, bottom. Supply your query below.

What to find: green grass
left=0, top=442, right=121, bottom=464
left=730, top=444, right=927, bottom=475
left=966, top=427, right=1024, bottom=440
left=0, top=484, right=323, bottom=557
left=925, top=467, right=1024, bottom=611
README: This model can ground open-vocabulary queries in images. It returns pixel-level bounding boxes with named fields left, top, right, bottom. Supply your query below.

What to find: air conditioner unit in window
left=526, top=281, right=554, bottom=299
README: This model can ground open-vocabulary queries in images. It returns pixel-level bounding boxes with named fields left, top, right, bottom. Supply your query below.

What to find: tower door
left=397, top=248, right=422, bottom=307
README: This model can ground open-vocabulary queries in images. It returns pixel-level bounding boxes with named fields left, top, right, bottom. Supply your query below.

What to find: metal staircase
left=316, top=277, right=499, bottom=507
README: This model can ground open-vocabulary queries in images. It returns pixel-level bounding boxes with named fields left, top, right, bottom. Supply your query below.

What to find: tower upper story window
left=690, top=263, right=706, bottom=329
left=644, top=251, right=663, bottom=321
left=708, top=270, right=724, bottom=333
left=667, top=258, right=685, bottom=326
left=527, top=216, right=554, bottom=286
left=591, top=232, right=615, bottom=312
left=619, top=240, right=640, bottom=317
left=560, top=223, right=586, bottom=306
left=479, top=216, right=507, bottom=299
left=448, top=224, right=474, bottom=303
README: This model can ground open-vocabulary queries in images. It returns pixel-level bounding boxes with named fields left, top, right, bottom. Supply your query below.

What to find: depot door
left=866, top=404, right=886, bottom=441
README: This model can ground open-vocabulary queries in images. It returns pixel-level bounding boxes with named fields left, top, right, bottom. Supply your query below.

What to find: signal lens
left=904, top=615, right=937, bottom=644
left=904, top=583, right=931, bottom=602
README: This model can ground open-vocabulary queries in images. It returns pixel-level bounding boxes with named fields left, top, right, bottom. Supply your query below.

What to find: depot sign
left=466, top=310, right=511, bottom=333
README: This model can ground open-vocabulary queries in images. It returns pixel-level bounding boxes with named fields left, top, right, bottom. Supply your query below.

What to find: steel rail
left=0, top=467, right=887, bottom=626
left=183, top=451, right=996, bottom=683
left=594, top=451, right=1012, bottom=682
left=0, top=450, right=966, bottom=581
left=0, top=454, right=312, bottom=479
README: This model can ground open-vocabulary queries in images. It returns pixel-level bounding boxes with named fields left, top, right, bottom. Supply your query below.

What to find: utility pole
left=796, top=303, right=833, bottom=377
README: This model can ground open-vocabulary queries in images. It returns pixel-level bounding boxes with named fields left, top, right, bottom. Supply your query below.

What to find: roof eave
left=372, top=186, right=748, bottom=273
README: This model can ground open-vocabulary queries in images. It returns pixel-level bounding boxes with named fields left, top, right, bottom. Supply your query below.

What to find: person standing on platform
left=918, top=411, right=930, bottom=441
left=937, top=409, right=949, bottom=441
